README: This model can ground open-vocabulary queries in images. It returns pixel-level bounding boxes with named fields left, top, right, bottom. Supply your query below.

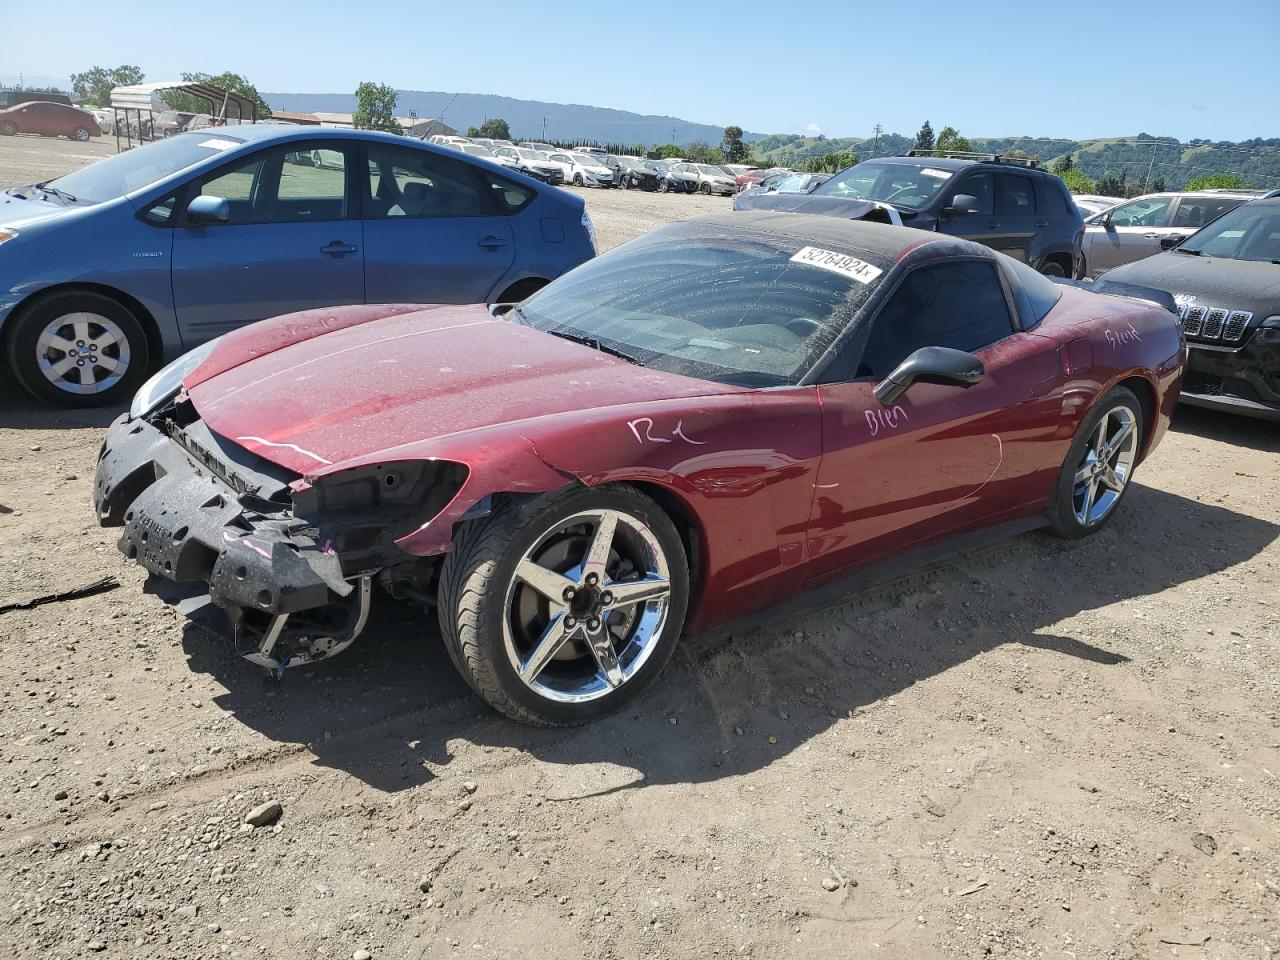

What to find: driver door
left=804, top=258, right=1062, bottom=585
left=1086, top=196, right=1173, bottom=272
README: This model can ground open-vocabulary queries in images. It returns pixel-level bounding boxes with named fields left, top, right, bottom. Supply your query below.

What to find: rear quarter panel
left=1036, top=285, right=1184, bottom=458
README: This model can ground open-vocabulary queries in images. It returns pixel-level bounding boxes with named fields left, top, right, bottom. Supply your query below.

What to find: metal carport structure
left=109, top=80, right=259, bottom=150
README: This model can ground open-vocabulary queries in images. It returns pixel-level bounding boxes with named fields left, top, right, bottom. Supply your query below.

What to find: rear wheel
left=7, top=291, right=151, bottom=407
left=0, top=121, right=16, bottom=136
left=1047, top=386, right=1142, bottom=538
left=438, top=485, right=689, bottom=726
left=659, top=179, right=670, bottom=193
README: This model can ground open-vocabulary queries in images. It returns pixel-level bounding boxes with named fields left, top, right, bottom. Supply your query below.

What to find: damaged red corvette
left=94, top=213, right=1185, bottom=725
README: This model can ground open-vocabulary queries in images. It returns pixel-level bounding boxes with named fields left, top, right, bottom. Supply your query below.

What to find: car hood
left=734, top=193, right=873, bottom=217
left=1105, top=252, right=1280, bottom=317
left=0, top=191, right=76, bottom=228
left=185, top=304, right=739, bottom=474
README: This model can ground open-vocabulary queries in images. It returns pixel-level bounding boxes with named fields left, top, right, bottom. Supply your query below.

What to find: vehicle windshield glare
left=815, top=160, right=953, bottom=209
left=572, top=154, right=603, bottom=166
left=463, top=144, right=494, bottom=157
left=697, top=165, right=724, bottom=176
left=48, top=133, right=247, bottom=203
left=515, top=149, right=543, bottom=161
left=516, top=224, right=887, bottom=387
left=1179, top=202, right=1280, bottom=262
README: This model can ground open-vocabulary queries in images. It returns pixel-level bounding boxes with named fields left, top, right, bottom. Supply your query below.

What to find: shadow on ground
left=0, top=376, right=124, bottom=430
left=1172, top=404, right=1280, bottom=453
left=176, top=482, right=1277, bottom=794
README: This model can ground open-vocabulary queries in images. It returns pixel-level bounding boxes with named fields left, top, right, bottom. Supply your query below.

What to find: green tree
left=353, top=82, right=401, bottom=134
left=69, top=64, right=144, bottom=107
left=1150, top=176, right=1166, bottom=192
left=802, top=151, right=858, bottom=174
left=1053, top=154, right=1074, bottom=174
left=466, top=117, right=511, bottom=140
left=650, top=143, right=685, bottom=160
left=1059, top=168, right=1096, bottom=193
left=163, top=71, right=272, bottom=120
left=934, top=126, right=972, bottom=153
left=722, top=125, right=747, bottom=163
left=683, top=141, right=721, bottom=163
left=1182, top=172, right=1245, bottom=191
left=913, top=120, right=935, bottom=152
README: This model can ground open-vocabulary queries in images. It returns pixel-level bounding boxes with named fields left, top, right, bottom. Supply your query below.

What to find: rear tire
left=0, top=121, right=17, bottom=135
left=1047, top=386, right=1143, bottom=539
left=659, top=179, right=670, bottom=193
left=438, top=484, right=689, bottom=726
left=7, top=291, right=151, bottom=408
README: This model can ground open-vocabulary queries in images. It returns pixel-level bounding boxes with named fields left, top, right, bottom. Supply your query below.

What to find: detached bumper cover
left=94, top=414, right=350, bottom=619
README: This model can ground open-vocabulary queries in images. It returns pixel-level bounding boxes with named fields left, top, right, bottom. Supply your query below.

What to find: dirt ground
left=1, top=133, right=1278, bottom=960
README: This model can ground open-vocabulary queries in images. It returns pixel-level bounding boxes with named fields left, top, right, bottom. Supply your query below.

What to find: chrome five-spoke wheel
left=1072, top=405, right=1137, bottom=526
left=504, top=509, right=672, bottom=703
left=438, top=485, right=689, bottom=725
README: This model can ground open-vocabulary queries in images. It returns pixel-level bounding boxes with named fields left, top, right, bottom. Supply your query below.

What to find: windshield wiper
left=545, top=329, right=643, bottom=365
left=1174, top=247, right=1202, bottom=256
left=34, top=181, right=77, bottom=203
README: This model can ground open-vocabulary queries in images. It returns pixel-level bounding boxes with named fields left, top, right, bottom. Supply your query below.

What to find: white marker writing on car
left=1104, top=322, right=1143, bottom=350
left=865, top=406, right=909, bottom=437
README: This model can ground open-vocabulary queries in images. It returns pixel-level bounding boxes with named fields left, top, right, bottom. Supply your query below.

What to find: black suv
left=805, top=151, right=1084, bottom=277
left=1104, top=196, right=1280, bottom=422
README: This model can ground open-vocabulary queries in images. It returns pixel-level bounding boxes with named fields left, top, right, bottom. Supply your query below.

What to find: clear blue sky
left=2, top=0, right=1276, bottom=141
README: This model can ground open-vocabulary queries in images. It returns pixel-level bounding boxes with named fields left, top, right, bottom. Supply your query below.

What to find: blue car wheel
left=9, top=291, right=151, bottom=408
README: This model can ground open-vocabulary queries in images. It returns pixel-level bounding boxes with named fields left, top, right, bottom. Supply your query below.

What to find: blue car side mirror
left=187, top=195, right=230, bottom=225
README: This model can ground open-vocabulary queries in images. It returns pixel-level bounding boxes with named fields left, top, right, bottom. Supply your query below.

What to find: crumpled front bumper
left=94, top=414, right=364, bottom=666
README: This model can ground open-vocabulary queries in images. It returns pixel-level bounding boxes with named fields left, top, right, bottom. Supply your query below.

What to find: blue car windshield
left=49, top=133, right=247, bottom=203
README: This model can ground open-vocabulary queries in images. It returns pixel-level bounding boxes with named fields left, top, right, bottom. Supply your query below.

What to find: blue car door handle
left=479, top=235, right=509, bottom=250
left=321, top=240, right=358, bottom=256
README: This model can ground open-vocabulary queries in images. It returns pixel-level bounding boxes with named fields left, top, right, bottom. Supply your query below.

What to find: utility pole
left=672, top=122, right=677, bottom=145
left=1142, top=139, right=1159, bottom=192
left=541, top=115, right=547, bottom=139
left=871, top=122, right=882, bottom=158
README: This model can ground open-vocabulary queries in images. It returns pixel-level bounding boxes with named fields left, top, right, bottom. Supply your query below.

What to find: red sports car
left=95, top=214, right=1185, bottom=725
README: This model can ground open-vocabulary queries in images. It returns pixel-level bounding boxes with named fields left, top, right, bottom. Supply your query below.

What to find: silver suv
left=1081, top=189, right=1266, bottom=276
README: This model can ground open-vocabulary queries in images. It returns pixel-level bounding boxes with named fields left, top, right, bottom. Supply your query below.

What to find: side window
left=195, top=144, right=350, bottom=224
left=1107, top=197, right=1172, bottom=227
left=1037, top=178, right=1072, bottom=216
left=1171, top=197, right=1238, bottom=229
left=477, top=170, right=533, bottom=214
left=198, top=155, right=265, bottom=224
left=365, top=145, right=489, bottom=219
left=855, top=261, right=1013, bottom=380
left=997, top=174, right=1037, bottom=216
left=950, top=172, right=993, bottom=215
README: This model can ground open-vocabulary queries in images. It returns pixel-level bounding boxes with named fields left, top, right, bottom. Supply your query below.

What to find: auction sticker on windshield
left=921, top=167, right=951, bottom=179
left=790, top=246, right=883, bottom=284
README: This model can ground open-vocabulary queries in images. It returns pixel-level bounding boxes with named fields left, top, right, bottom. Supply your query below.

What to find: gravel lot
left=1, top=134, right=1278, bottom=960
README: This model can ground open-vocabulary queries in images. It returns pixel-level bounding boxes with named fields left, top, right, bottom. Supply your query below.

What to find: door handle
left=321, top=241, right=358, bottom=255
left=1142, top=232, right=1161, bottom=240
left=478, top=235, right=509, bottom=250
left=986, top=221, right=999, bottom=229
left=1035, top=220, right=1049, bottom=228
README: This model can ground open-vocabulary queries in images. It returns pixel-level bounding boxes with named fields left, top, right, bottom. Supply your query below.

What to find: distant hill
left=750, top=132, right=1280, bottom=191
left=264, top=89, right=763, bottom=148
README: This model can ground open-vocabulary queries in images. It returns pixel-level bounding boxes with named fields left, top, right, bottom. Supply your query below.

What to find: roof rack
left=905, top=149, right=1039, bottom=169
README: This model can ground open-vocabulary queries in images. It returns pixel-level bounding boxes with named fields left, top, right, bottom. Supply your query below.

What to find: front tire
left=438, top=484, right=689, bottom=726
left=700, top=182, right=712, bottom=195
left=1038, top=258, right=1067, bottom=277
left=73, top=127, right=92, bottom=142
left=659, top=179, right=670, bottom=193
left=7, top=291, right=151, bottom=408
left=1047, top=386, right=1142, bottom=539
left=572, top=173, right=584, bottom=187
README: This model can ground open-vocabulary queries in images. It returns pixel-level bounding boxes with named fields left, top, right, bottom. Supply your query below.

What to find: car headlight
left=581, top=210, right=598, bottom=254
left=129, top=336, right=223, bottom=419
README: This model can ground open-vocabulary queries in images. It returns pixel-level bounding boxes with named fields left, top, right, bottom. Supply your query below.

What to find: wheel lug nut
left=564, top=616, right=576, bottom=628
left=587, top=618, right=601, bottom=631
left=585, top=573, right=598, bottom=585
left=600, top=592, right=614, bottom=606
left=562, top=587, right=576, bottom=602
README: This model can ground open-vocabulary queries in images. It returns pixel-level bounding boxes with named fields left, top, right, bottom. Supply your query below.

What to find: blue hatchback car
left=0, top=125, right=597, bottom=406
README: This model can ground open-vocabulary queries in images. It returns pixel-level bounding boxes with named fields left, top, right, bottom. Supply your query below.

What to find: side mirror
left=874, top=346, right=985, bottom=406
left=186, top=194, right=230, bottom=224
left=1160, top=234, right=1187, bottom=251
left=942, top=194, right=981, bottom=216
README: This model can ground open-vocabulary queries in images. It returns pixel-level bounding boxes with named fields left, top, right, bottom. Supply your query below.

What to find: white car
left=676, top=162, right=737, bottom=196
left=547, top=151, right=615, bottom=187
left=448, top=141, right=522, bottom=170
left=428, top=135, right=470, bottom=146
left=493, top=146, right=567, bottom=184
left=1071, top=194, right=1123, bottom=218
left=519, top=141, right=556, bottom=153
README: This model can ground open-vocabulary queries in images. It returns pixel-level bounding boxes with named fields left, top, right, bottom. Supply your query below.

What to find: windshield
left=815, top=160, right=954, bottom=209
left=515, top=149, right=544, bottom=161
left=515, top=223, right=888, bottom=387
left=697, top=164, right=725, bottom=177
left=572, top=154, right=603, bottom=167
left=462, top=144, right=494, bottom=157
left=1179, top=201, right=1280, bottom=261
left=49, top=133, right=246, bottom=203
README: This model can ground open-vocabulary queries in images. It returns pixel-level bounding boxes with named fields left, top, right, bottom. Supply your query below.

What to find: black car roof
left=687, top=211, right=987, bottom=261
